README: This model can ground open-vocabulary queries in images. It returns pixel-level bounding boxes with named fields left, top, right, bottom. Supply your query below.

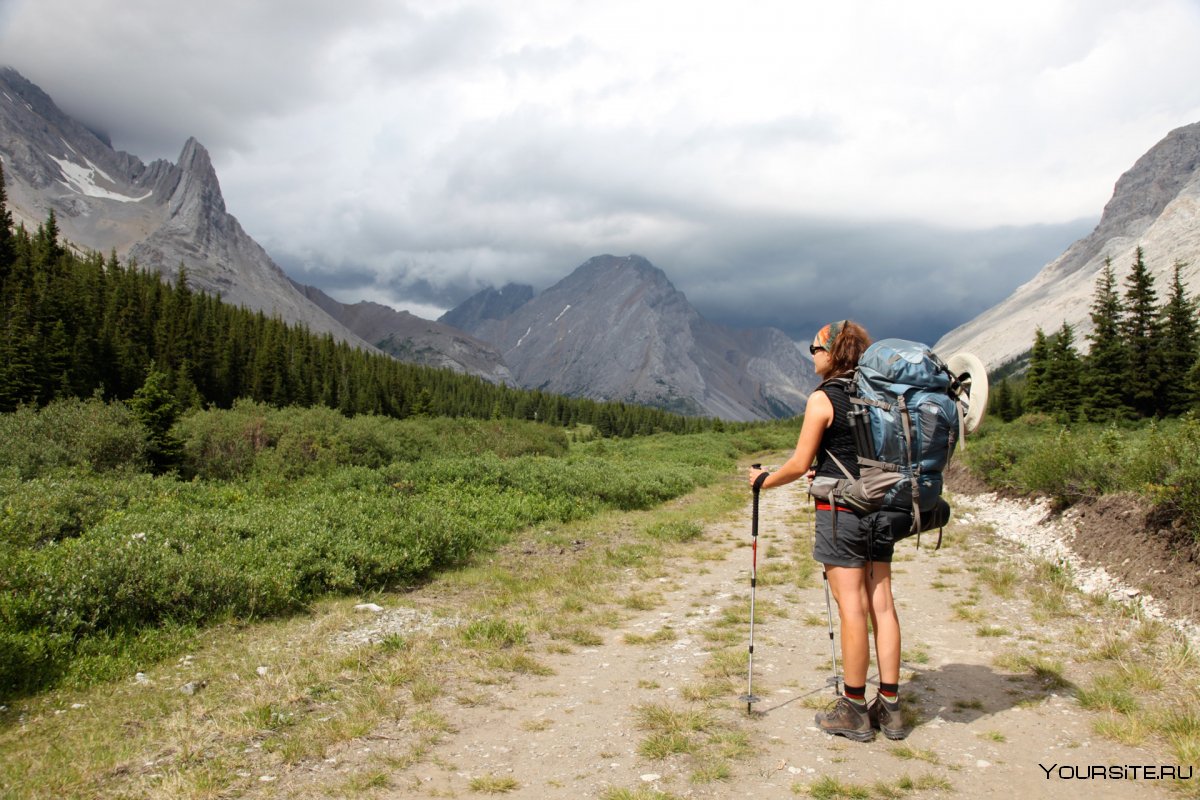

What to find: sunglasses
left=809, top=345, right=824, bottom=355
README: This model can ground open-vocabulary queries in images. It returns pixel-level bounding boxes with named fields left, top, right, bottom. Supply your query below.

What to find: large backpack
left=811, top=339, right=983, bottom=547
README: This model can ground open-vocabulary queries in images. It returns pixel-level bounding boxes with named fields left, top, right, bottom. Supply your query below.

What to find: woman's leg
left=866, top=563, right=901, bottom=685
left=816, top=563, right=875, bottom=740
left=825, top=565, right=870, bottom=688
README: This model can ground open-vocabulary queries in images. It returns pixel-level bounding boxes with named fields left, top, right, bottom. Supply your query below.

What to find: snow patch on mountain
left=50, top=154, right=151, bottom=203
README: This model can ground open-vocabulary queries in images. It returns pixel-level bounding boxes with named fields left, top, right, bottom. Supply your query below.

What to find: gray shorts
left=812, top=507, right=895, bottom=567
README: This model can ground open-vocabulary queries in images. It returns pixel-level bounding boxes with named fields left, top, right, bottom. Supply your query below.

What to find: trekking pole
left=822, top=567, right=841, bottom=697
left=741, top=464, right=768, bottom=714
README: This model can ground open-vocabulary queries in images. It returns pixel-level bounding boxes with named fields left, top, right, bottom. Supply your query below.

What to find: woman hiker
left=748, top=320, right=906, bottom=742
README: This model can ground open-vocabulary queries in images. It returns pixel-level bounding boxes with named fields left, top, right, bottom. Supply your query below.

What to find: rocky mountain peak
left=936, top=120, right=1200, bottom=369
left=2, top=68, right=814, bottom=415
left=1045, top=121, right=1200, bottom=282
left=566, top=253, right=674, bottom=291
left=163, top=137, right=227, bottom=230
left=0, top=67, right=370, bottom=348
left=438, top=282, right=534, bottom=330
left=444, top=254, right=815, bottom=419
left=1103, top=122, right=1200, bottom=235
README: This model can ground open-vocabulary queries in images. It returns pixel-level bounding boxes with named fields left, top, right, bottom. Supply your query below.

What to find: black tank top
left=813, top=377, right=859, bottom=480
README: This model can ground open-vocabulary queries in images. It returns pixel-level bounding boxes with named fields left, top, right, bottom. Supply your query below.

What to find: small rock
left=976, top=759, right=992, bottom=768
left=180, top=680, right=207, bottom=695
left=71, top=703, right=85, bottom=709
left=640, top=773, right=661, bottom=782
left=256, top=666, right=269, bottom=677
left=259, top=775, right=276, bottom=782
left=354, top=603, right=384, bottom=613
left=1125, top=588, right=1141, bottom=599
left=134, top=672, right=151, bottom=685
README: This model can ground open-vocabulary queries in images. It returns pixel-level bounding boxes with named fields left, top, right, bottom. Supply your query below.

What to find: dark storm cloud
left=669, top=217, right=1096, bottom=345
left=0, top=0, right=395, bottom=160
left=302, top=207, right=1094, bottom=349
left=4, top=0, right=1197, bottom=350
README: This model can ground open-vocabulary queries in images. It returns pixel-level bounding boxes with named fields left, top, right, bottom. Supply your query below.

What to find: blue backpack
left=815, top=339, right=978, bottom=546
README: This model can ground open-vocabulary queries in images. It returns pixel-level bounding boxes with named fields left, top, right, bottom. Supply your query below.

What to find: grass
left=601, top=789, right=685, bottom=800
left=469, top=774, right=520, bottom=793
left=1076, top=676, right=1139, bottom=715
left=888, top=745, right=940, bottom=764
left=993, top=650, right=1072, bottom=689
left=0, top=463, right=752, bottom=800
left=953, top=503, right=1200, bottom=788
left=6, top=432, right=1197, bottom=799
left=631, top=686, right=752, bottom=776
left=690, top=759, right=732, bottom=783
left=795, top=772, right=953, bottom=799
left=976, top=625, right=1010, bottom=637
left=624, top=627, right=678, bottom=646
left=970, top=562, right=1019, bottom=598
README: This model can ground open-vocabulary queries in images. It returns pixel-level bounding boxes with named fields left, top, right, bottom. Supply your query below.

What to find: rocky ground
left=262, top=474, right=1198, bottom=800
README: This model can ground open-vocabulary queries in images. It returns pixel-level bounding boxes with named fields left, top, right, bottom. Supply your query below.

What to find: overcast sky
left=4, top=0, right=1200, bottom=344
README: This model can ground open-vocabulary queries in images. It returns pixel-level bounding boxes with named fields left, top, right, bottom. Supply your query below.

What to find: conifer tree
left=1121, top=247, right=1162, bottom=417
left=1189, top=357, right=1200, bottom=410
left=990, top=377, right=1023, bottom=422
left=1024, top=328, right=1051, bottom=412
left=0, top=161, right=13, bottom=273
left=129, top=364, right=182, bottom=472
left=1158, top=261, right=1198, bottom=414
left=1044, top=322, right=1083, bottom=417
left=1082, top=258, right=1130, bottom=420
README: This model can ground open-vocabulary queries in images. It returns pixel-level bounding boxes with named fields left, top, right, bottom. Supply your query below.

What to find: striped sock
left=844, top=684, right=867, bottom=707
left=879, top=682, right=899, bottom=702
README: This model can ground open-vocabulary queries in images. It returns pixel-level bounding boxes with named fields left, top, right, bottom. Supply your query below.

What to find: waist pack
left=810, top=339, right=980, bottom=547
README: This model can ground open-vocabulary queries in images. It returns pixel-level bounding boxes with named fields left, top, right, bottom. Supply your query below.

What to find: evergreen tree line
left=990, top=247, right=1200, bottom=422
left=0, top=163, right=727, bottom=436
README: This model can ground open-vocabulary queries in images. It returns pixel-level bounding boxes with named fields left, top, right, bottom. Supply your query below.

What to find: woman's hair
left=819, top=320, right=871, bottom=376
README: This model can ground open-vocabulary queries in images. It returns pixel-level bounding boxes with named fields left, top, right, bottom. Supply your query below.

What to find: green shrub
left=176, top=403, right=571, bottom=479
left=0, top=472, right=151, bottom=548
left=0, top=405, right=766, bottom=699
left=0, top=397, right=147, bottom=477
left=961, top=416, right=1200, bottom=540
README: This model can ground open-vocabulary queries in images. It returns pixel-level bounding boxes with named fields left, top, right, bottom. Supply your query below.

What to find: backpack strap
left=897, top=396, right=922, bottom=537
left=825, top=449, right=855, bottom=480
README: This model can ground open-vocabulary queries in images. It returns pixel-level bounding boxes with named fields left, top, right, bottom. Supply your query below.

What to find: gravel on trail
left=285, top=477, right=1194, bottom=800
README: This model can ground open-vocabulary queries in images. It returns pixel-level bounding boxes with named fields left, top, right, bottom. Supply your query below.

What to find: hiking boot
left=814, top=697, right=874, bottom=742
left=868, top=695, right=907, bottom=740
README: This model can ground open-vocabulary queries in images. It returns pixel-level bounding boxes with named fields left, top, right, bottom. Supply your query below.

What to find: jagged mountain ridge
left=444, top=255, right=817, bottom=420
left=1, top=67, right=814, bottom=418
left=292, top=282, right=511, bottom=383
left=0, top=66, right=373, bottom=347
left=936, top=121, right=1200, bottom=369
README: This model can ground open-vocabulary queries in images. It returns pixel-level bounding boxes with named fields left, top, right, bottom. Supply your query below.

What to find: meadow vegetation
left=0, top=397, right=796, bottom=701
left=959, top=412, right=1200, bottom=539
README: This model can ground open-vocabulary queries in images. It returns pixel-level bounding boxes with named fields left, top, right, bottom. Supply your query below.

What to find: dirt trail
left=317, top=478, right=1187, bottom=799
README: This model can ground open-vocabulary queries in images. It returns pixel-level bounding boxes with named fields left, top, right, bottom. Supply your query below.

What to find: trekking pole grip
left=751, top=463, right=768, bottom=494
